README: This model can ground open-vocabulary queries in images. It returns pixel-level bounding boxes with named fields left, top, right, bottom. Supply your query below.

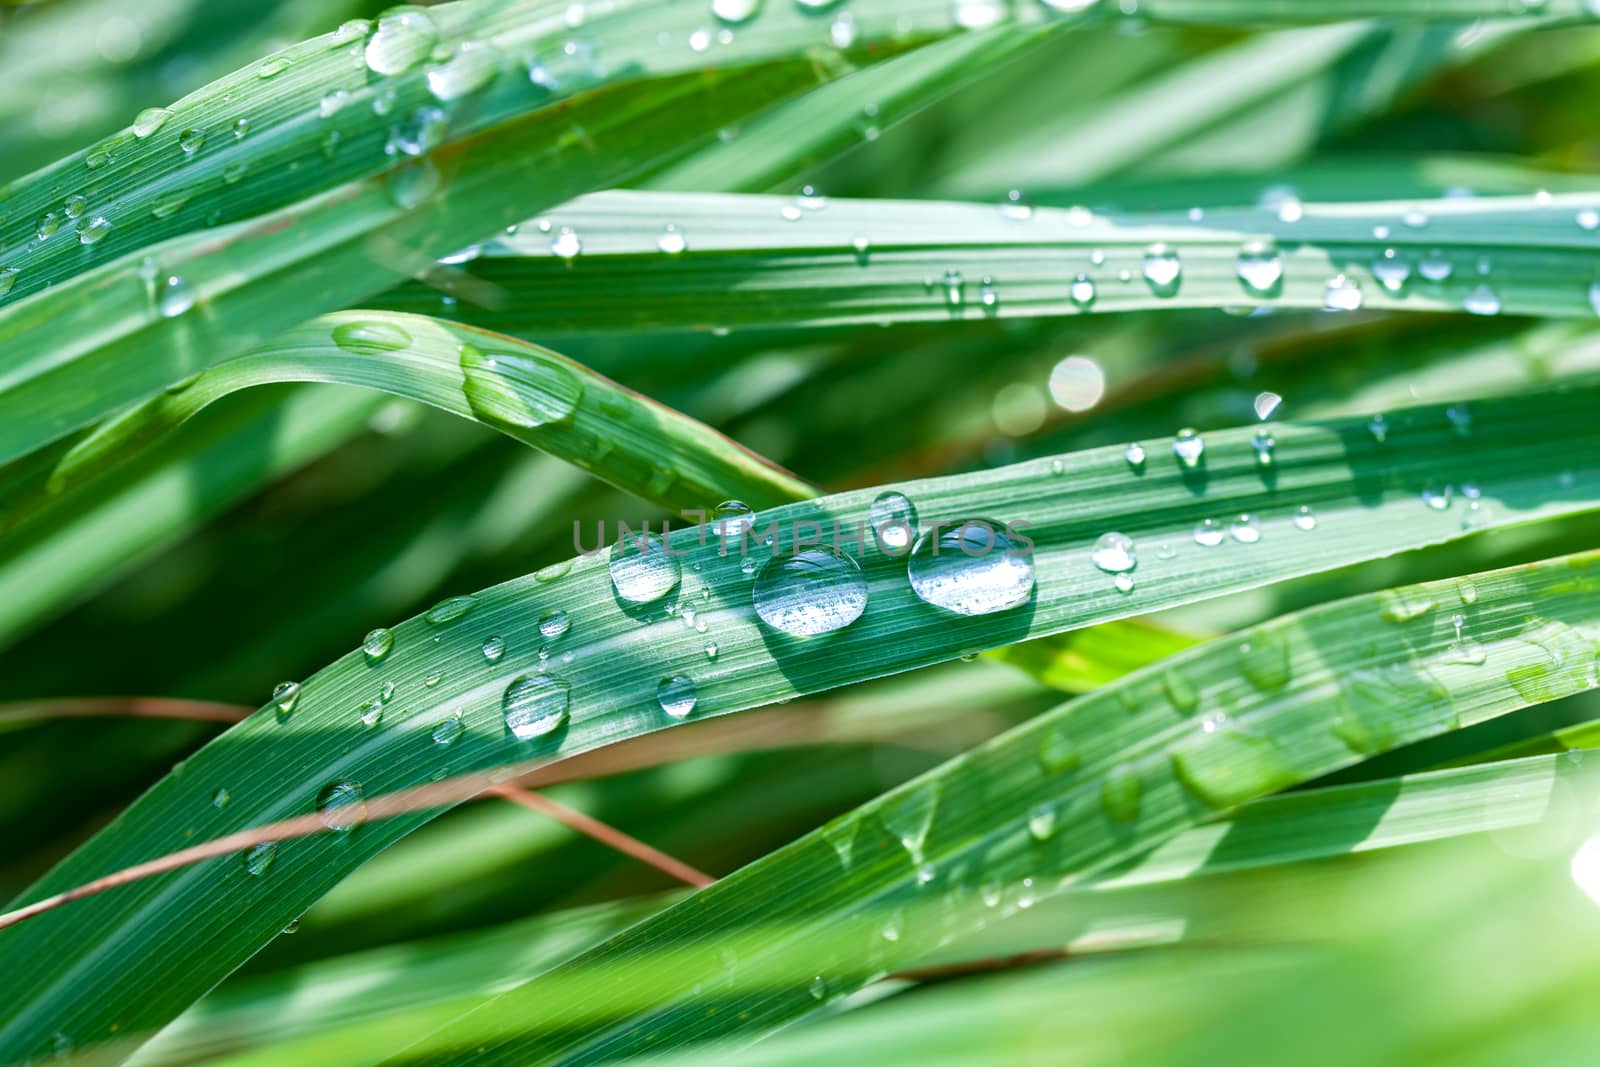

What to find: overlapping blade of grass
left=384, top=550, right=1600, bottom=1065
left=4, top=389, right=1600, bottom=1061
left=135, top=748, right=1584, bottom=1067
left=380, top=189, right=1600, bottom=339
left=19, top=311, right=812, bottom=523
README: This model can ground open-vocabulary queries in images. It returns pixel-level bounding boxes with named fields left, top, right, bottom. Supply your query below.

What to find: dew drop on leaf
left=503, top=674, right=570, bottom=739
left=753, top=548, right=868, bottom=635
left=657, top=674, right=698, bottom=719
left=907, top=520, right=1034, bottom=616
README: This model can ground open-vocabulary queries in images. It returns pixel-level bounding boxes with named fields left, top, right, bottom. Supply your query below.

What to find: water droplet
left=272, top=681, right=301, bottom=714
left=1251, top=428, right=1275, bottom=466
left=1100, top=766, right=1141, bottom=822
left=1163, top=669, right=1200, bottom=714
left=391, top=105, right=448, bottom=156
left=1419, top=252, right=1453, bottom=282
left=432, top=712, right=464, bottom=745
left=610, top=531, right=681, bottom=604
left=941, top=269, right=965, bottom=307
left=481, top=635, right=505, bottom=662
left=712, top=0, right=762, bottom=21
left=0, top=268, right=17, bottom=298
left=75, top=216, right=111, bottom=245
left=1580, top=208, right=1600, bottom=231
left=387, top=158, right=440, bottom=210
left=808, top=975, right=828, bottom=1000
left=177, top=128, right=206, bottom=155
left=1457, top=577, right=1479, bottom=605
left=1026, top=803, right=1057, bottom=841
left=1141, top=243, right=1181, bottom=293
left=1293, top=505, right=1317, bottom=531
left=1228, top=514, right=1262, bottom=544
left=1464, top=284, right=1501, bottom=316
left=1234, top=241, right=1282, bottom=294
left=158, top=275, right=196, bottom=317
left=63, top=194, right=87, bottom=219
left=539, top=611, right=570, bottom=639
left=362, top=627, right=394, bottom=661
left=243, top=842, right=277, bottom=876
left=881, top=783, right=938, bottom=864
left=551, top=226, right=582, bottom=259
left=258, top=56, right=290, bottom=78
left=35, top=211, right=59, bottom=239
left=360, top=699, right=384, bottom=728
left=1172, top=428, right=1204, bottom=468
left=1069, top=273, right=1096, bottom=309
left=317, top=779, right=366, bottom=833
left=1090, top=532, right=1136, bottom=574
left=753, top=548, right=868, bottom=636
left=657, top=675, right=698, bottom=719
left=504, top=674, right=570, bottom=739
left=1253, top=391, right=1283, bottom=421
left=1236, top=629, right=1291, bottom=690
left=1192, top=518, right=1224, bottom=547
left=870, top=492, right=917, bottom=551
left=133, top=106, right=171, bottom=138
left=907, top=520, right=1034, bottom=616
left=1505, top=621, right=1597, bottom=703
left=1372, top=249, right=1410, bottom=292
left=657, top=224, right=687, bottom=254
left=1333, top=661, right=1450, bottom=755
left=828, top=12, right=857, bottom=46
left=1446, top=403, right=1472, bottom=436
left=1367, top=414, right=1389, bottom=443
left=333, top=320, right=411, bottom=354
left=459, top=344, right=583, bottom=429
left=427, top=41, right=499, bottom=101
left=1123, top=442, right=1146, bottom=470
left=426, top=595, right=479, bottom=624
left=1323, top=273, right=1362, bottom=311
left=1422, top=483, right=1452, bottom=511
left=365, top=7, right=439, bottom=75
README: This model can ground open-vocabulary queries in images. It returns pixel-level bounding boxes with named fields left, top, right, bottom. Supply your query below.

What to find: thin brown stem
left=0, top=697, right=251, bottom=725
left=491, top=785, right=715, bottom=888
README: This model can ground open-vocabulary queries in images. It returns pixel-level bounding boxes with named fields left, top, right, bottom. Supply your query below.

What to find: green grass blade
left=392, top=549, right=1600, bottom=1064
left=2, top=387, right=1598, bottom=1060
left=29, top=311, right=812, bottom=518
left=380, top=189, right=1600, bottom=339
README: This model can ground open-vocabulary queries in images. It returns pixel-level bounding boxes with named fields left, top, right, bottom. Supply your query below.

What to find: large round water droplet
left=365, top=7, right=439, bottom=75
left=503, top=674, right=570, bottom=739
left=333, top=320, right=411, bottom=354
left=609, top=532, right=681, bottom=603
left=317, top=779, right=366, bottom=832
left=753, top=548, right=868, bottom=635
left=657, top=675, right=698, bottom=719
left=907, top=520, right=1034, bottom=616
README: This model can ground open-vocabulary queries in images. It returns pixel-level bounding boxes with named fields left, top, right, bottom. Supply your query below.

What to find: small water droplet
left=1100, top=767, right=1142, bottom=822
left=1193, top=519, right=1224, bottom=547
left=551, top=226, right=582, bottom=259
left=539, top=611, right=570, bottom=639
left=1419, top=252, right=1453, bottom=282
left=426, top=40, right=499, bottom=101
left=481, top=635, right=505, bottom=662
left=243, top=842, right=277, bottom=876
left=75, top=216, right=111, bottom=245
left=504, top=674, right=570, bottom=739
left=753, top=548, right=868, bottom=636
left=432, top=712, right=465, bottom=746
left=272, top=681, right=301, bottom=714
left=317, top=779, right=366, bottom=833
left=1090, top=531, right=1136, bottom=574
left=1068, top=272, right=1097, bottom=309
left=1463, top=284, right=1501, bottom=316
left=1229, top=514, right=1262, bottom=544
left=657, top=224, right=687, bottom=254
left=212, top=787, right=231, bottom=809
left=1323, top=273, right=1362, bottom=311
left=425, top=596, right=479, bottom=624
left=390, top=105, right=448, bottom=156
left=365, top=7, right=440, bottom=75
left=133, top=106, right=171, bottom=138
left=1251, top=427, right=1275, bottom=466
left=360, top=699, right=384, bottom=728
left=657, top=674, right=698, bottom=719
left=907, top=520, right=1034, bottom=616
left=1292, top=505, right=1317, bottom=531
left=712, top=0, right=762, bottom=21
left=1141, top=243, right=1181, bottom=293
left=610, top=531, right=682, bottom=604
left=158, top=275, right=196, bottom=317
left=177, top=128, right=206, bottom=155
left=809, top=975, right=828, bottom=1000
left=1234, top=241, right=1282, bottom=294
left=0, top=268, right=17, bottom=298
left=1580, top=208, right=1600, bottom=231
left=1422, top=483, right=1452, bottom=511
left=1172, top=428, right=1204, bottom=468
left=1123, top=442, right=1146, bottom=470
left=333, top=320, right=411, bottom=354
left=870, top=492, right=917, bottom=551
left=362, top=627, right=394, bottom=661
left=258, top=56, right=290, bottom=78
left=1253, top=391, right=1283, bottom=421
left=1372, top=249, right=1410, bottom=292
